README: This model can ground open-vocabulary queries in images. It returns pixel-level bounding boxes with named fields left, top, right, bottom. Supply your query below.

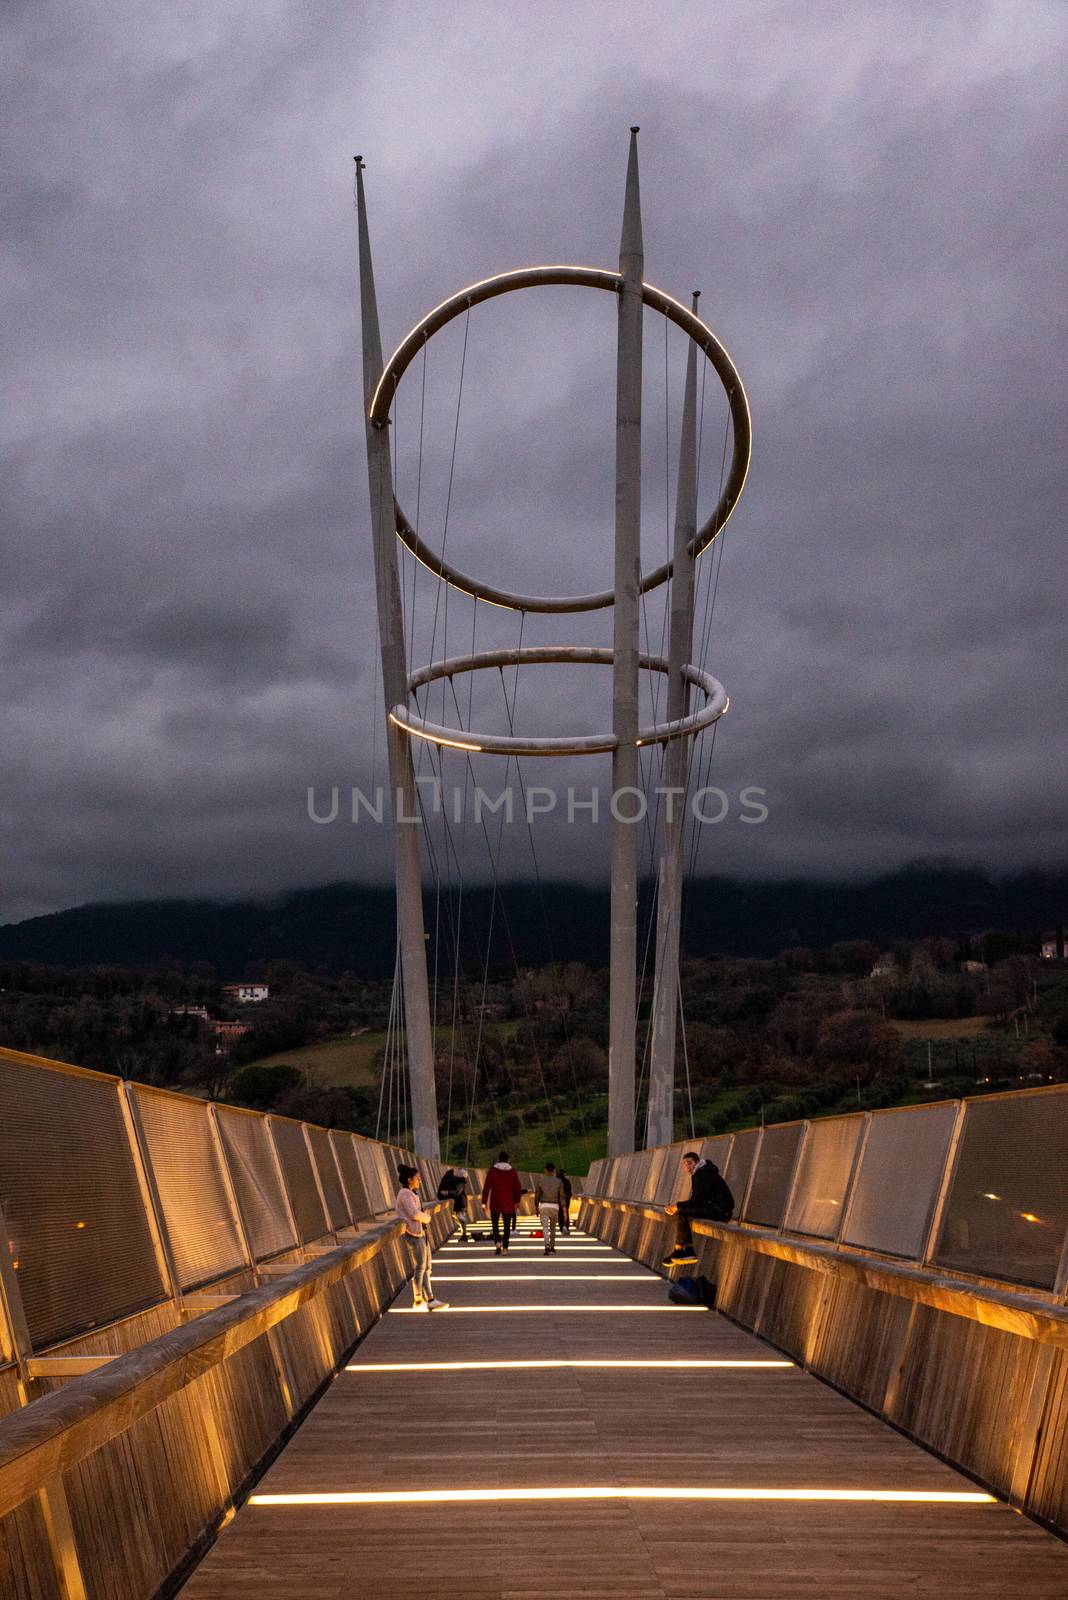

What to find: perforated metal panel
left=0, top=1058, right=164, bottom=1348
left=786, top=1114, right=863, bottom=1238
left=269, top=1118, right=329, bottom=1243
left=132, top=1087, right=244, bottom=1289
left=383, top=1146, right=403, bottom=1193
left=658, top=1145, right=693, bottom=1203
left=700, top=1134, right=732, bottom=1172
left=934, top=1090, right=1068, bottom=1288
left=331, top=1133, right=373, bottom=1220
left=304, top=1125, right=349, bottom=1229
left=215, top=1104, right=296, bottom=1260
left=723, top=1127, right=760, bottom=1206
left=642, top=1147, right=669, bottom=1202
left=618, top=1152, right=642, bottom=1199
left=844, top=1102, right=959, bottom=1259
left=355, top=1140, right=392, bottom=1212
left=744, top=1122, right=803, bottom=1227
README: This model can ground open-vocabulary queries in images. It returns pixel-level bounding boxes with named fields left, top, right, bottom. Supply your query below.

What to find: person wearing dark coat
left=437, top=1166, right=471, bottom=1240
left=556, top=1168, right=573, bottom=1234
left=661, top=1151, right=734, bottom=1267
left=481, top=1151, right=524, bottom=1253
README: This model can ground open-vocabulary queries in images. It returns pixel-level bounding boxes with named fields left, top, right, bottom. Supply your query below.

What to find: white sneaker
left=426, top=1298, right=449, bottom=1311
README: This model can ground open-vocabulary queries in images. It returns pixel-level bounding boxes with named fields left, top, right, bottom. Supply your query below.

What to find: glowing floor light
left=345, top=1359, right=794, bottom=1372
left=432, top=1274, right=657, bottom=1282
left=389, top=1303, right=708, bottom=1313
left=250, top=1486, right=995, bottom=1507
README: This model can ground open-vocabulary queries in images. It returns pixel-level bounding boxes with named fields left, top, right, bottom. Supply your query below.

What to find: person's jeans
left=538, top=1203, right=558, bottom=1249
left=674, top=1201, right=719, bottom=1251
left=403, top=1231, right=433, bottom=1302
left=559, top=1200, right=570, bottom=1234
left=491, top=1211, right=514, bottom=1249
left=453, top=1198, right=469, bottom=1237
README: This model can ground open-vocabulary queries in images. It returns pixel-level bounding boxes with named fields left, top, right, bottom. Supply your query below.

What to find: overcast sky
left=2, top=1, right=1066, bottom=924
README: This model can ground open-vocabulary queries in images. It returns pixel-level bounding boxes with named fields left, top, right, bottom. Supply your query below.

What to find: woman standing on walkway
left=481, top=1151, right=524, bottom=1254
left=396, top=1165, right=448, bottom=1311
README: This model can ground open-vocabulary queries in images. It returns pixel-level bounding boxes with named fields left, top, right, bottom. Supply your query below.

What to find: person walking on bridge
left=482, top=1151, right=523, bottom=1254
left=661, top=1151, right=734, bottom=1268
left=396, top=1165, right=448, bottom=1310
left=533, top=1162, right=565, bottom=1254
left=557, top=1167, right=573, bottom=1235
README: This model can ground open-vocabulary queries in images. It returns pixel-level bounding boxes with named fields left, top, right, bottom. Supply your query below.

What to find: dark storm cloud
left=2, top=1, right=1066, bottom=921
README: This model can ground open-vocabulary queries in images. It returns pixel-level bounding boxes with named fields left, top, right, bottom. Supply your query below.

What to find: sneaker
left=427, top=1298, right=449, bottom=1311
left=661, top=1247, right=698, bottom=1268
left=418, top=1301, right=433, bottom=1312
left=495, top=1244, right=502, bottom=1255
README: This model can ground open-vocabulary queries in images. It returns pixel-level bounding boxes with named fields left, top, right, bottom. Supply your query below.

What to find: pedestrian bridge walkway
left=179, top=1222, right=1066, bottom=1600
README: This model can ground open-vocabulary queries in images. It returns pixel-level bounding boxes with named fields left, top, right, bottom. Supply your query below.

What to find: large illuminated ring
left=371, top=267, right=751, bottom=614
left=389, top=647, right=728, bottom=756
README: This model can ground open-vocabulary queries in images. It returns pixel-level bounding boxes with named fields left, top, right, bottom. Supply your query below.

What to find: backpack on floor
left=667, top=1275, right=702, bottom=1305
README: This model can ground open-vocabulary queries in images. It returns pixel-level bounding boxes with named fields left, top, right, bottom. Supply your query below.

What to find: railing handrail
left=583, top=1195, right=1068, bottom=1349
left=0, top=1202, right=450, bottom=1522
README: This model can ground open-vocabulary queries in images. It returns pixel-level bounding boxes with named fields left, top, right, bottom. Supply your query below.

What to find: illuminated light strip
left=250, top=1486, right=995, bottom=1507
left=388, top=711, right=481, bottom=753
left=389, top=1304, right=708, bottom=1313
left=345, top=1359, right=794, bottom=1372
left=432, top=1274, right=656, bottom=1281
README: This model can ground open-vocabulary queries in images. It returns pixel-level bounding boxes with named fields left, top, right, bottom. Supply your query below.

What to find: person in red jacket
left=481, top=1151, right=524, bottom=1253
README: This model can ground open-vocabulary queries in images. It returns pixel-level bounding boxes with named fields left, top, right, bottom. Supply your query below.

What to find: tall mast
left=355, top=158, right=439, bottom=1158
left=646, top=291, right=701, bottom=1149
left=607, top=129, right=643, bottom=1159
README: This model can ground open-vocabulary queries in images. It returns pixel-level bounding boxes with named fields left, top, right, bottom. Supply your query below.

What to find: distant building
left=170, top=1006, right=210, bottom=1021
left=961, top=960, right=987, bottom=974
left=1040, top=934, right=1065, bottom=960
left=222, top=983, right=270, bottom=1003
left=211, top=1020, right=250, bottom=1055
left=869, top=954, right=896, bottom=978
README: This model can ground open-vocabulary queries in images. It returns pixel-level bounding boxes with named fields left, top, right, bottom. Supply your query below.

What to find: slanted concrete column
left=355, top=160, right=440, bottom=1159
left=608, top=129, right=643, bottom=1159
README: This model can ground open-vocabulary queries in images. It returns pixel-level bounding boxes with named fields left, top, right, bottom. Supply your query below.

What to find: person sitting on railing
left=437, top=1165, right=471, bottom=1241
left=396, top=1165, right=448, bottom=1311
left=661, top=1151, right=734, bottom=1269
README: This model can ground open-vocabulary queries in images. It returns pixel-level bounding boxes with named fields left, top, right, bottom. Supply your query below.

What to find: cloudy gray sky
left=2, top=1, right=1066, bottom=923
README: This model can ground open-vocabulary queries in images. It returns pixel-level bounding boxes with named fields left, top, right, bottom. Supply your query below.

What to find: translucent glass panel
left=215, top=1105, right=296, bottom=1260
left=304, top=1125, right=349, bottom=1230
left=786, top=1115, right=863, bottom=1238
left=844, top=1102, right=959, bottom=1259
left=723, top=1128, right=760, bottom=1209
left=269, top=1118, right=328, bottom=1243
left=934, top=1090, right=1068, bottom=1289
left=330, top=1133, right=372, bottom=1220
left=744, top=1123, right=803, bottom=1228
left=133, top=1088, right=244, bottom=1288
left=0, top=1059, right=164, bottom=1347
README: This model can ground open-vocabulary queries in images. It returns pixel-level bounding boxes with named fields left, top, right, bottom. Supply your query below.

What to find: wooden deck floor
left=180, top=1223, right=1068, bottom=1599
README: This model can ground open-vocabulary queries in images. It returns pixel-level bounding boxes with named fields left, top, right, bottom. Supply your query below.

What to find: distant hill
left=1, top=864, right=1065, bottom=976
